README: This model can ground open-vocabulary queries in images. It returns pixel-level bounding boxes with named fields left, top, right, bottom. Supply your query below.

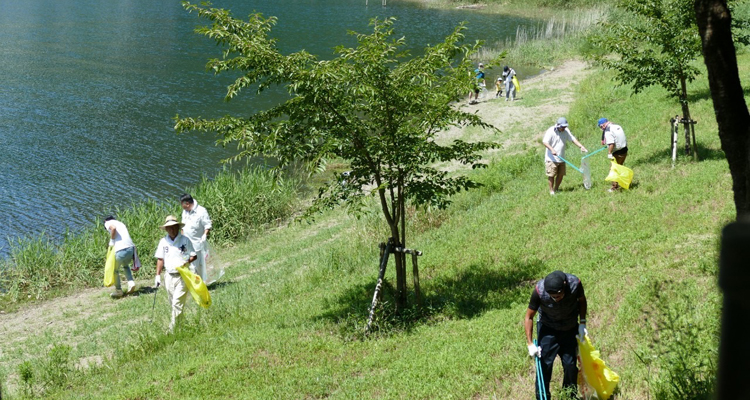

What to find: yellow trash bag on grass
left=604, top=161, right=633, bottom=190
left=577, top=336, right=619, bottom=400
left=103, top=247, right=116, bottom=287
left=176, top=265, right=211, bottom=309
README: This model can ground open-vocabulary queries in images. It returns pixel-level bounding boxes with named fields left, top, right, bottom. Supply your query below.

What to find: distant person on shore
left=495, top=76, right=503, bottom=98
left=103, top=216, right=137, bottom=298
left=180, top=194, right=212, bottom=282
left=154, top=215, right=197, bottom=332
left=524, top=270, right=588, bottom=400
left=502, top=65, right=517, bottom=101
left=598, top=118, right=628, bottom=192
left=469, top=63, right=486, bottom=105
left=542, top=117, right=588, bottom=195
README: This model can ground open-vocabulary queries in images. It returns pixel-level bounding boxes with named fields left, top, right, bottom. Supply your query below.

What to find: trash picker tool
left=581, top=146, right=608, bottom=160
left=150, top=285, right=158, bottom=323
left=556, top=155, right=582, bottom=173
left=534, top=338, right=548, bottom=400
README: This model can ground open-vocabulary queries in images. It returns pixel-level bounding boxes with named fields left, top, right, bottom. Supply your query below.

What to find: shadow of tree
left=316, top=256, right=546, bottom=338
left=688, top=85, right=750, bottom=103
left=630, top=145, right=725, bottom=168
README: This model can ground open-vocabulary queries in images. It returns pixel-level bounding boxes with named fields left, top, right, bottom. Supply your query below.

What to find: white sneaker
left=126, top=281, right=136, bottom=294
left=550, top=191, right=556, bottom=195
left=110, top=290, right=124, bottom=299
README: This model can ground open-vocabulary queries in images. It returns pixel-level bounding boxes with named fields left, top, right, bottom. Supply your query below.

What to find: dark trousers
left=536, top=322, right=578, bottom=399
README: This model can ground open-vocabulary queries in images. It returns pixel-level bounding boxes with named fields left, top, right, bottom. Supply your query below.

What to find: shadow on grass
left=316, top=257, right=546, bottom=338
left=630, top=145, right=725, bottom=168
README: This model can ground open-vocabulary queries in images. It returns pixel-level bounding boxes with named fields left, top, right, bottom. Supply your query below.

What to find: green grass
left=2, top=45, right=744, bottom=398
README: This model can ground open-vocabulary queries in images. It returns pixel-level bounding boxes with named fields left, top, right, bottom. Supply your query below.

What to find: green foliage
left=637, top=287, right=718, bottom=400
left=176, top=3, right=499, bottom=238
left=40, top=344, right=73, bottom=390
left=588, top=0, right=702, bottom=100
left=18, top=360, right=34, bottom=398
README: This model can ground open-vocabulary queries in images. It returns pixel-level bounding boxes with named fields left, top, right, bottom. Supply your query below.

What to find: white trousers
left=190, top=248, right=207, bottom=282
left=165, top=272, right=188, bottom=332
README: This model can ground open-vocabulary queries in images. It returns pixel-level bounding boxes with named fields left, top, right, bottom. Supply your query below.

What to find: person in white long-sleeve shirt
left=542, top=117, right=588, bottom=195
left=154, top=215, right=197, bottom=333
left=180, top=194, right=212, bottom=282
left=103, top=216, right=136, bottom=298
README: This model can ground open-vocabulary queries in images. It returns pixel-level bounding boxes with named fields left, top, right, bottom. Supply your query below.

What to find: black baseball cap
left=544, top=270, right=567, bottom=293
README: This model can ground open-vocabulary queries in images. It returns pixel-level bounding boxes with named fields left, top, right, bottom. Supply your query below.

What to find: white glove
left=578, top=324, right=588, bottom=340
left=200, top=233, right=207, bottom=243
left=527, top=343, right=541, bottom=358
left=154, top=275, right=161, bottom=288
left=108, top=239, right=115, bottom=247
left=607, top=153, right=614, bottom=160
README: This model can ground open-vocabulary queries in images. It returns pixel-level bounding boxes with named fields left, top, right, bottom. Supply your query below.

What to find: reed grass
left=0, top=166, right=298, bottom=307
left=475, top=7, right=608, bottom=68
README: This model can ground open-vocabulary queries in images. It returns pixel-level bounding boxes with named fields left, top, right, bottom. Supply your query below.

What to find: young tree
left=590, top=0, right=702, bottom=160
left=175, top=3, right=498, bottom=311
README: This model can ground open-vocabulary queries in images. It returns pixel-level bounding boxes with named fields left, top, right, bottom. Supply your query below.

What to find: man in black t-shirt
left=523, top=270, right=588, bottom=399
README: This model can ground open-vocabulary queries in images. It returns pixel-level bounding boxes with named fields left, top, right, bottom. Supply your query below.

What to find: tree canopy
left=175, top=2, right=499, bottom=310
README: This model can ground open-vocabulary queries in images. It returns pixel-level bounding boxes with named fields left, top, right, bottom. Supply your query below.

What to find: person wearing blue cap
left=524, top=270, right=588, bottom=400
left=598, top=118, right=628, bottom=192
left=542, top=117, right=588, bottom=195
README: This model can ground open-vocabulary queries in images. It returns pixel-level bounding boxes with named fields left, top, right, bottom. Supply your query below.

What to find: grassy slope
left=20, top=58, right=736, bottom=399
left=9, top=52, right=748, bottom=400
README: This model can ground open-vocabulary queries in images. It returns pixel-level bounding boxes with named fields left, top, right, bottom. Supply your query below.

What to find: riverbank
left=3, top=47, right=740, bottom=397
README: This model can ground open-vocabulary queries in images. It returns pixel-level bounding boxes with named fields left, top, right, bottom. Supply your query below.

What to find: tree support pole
left=366, top=239, right=393, bottom=335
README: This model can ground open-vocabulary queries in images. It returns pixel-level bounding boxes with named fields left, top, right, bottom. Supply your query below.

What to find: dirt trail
left=0, top=59, right=591, bottom=391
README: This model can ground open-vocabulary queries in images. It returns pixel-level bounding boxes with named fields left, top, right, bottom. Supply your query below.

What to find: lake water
left=0, top=0, right=537, bottom=255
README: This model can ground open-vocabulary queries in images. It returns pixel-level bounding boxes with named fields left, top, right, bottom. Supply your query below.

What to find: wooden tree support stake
left=365, top=240, right=424, bottom=335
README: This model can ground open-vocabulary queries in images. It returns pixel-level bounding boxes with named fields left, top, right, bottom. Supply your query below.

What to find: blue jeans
left=114, top=246, right=134, bottom=290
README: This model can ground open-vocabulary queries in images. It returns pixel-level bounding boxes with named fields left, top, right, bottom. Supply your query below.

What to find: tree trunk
left=695, top=0, right=750, bottom=220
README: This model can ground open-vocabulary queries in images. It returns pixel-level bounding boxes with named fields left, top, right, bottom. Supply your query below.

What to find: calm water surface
left=0, top=0, right=537, bottom=255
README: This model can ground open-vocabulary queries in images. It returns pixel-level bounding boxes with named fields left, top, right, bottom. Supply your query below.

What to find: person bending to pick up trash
left=103, top=216, right=137, bottom=298
left=524, top=270, right=588, bottom=400
left=542, top=117, right=588, bottom=195
left=154, top=215, right=197, bottom=333
left=180, top=193, right=212, bottom=282
left=598, top=117, right=628, bottom=192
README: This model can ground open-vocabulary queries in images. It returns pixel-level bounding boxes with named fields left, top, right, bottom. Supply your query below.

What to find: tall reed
left=475, top=7, right=608, bottom=67
left=0, top=166, right=298, bottom=303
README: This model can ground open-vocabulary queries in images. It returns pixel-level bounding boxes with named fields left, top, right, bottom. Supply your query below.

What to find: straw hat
left=160, top=215, right=184, bottom=229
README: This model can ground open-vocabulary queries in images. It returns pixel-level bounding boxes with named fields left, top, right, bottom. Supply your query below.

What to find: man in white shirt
left=103, top=216, right=137, bottom=298
left=154, top=215, right=197, bottom=332
left=598, top=117, right=629, bottom=192
left=180, top=194, right=212, bottom=282
left=542, top=117, right=588, bottom=195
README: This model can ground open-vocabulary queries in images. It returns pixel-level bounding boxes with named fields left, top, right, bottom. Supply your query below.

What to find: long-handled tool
left=557, top=146, right=608, bottom=190
left=534, top=338, right=548, bottom=400
left=150, top=285, right=159, bottom=323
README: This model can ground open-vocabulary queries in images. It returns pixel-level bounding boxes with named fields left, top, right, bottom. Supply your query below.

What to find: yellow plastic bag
left=512, top=75, right=521, bottom=93
left=103, top=247, right=116, bottom=287
left=176, top=265, right=211, bottom=308
left=577, top=336, right=619, bottom=400
left=604, top=161, right=633, bottom=189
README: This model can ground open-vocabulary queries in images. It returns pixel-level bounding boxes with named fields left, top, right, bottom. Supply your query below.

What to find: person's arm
left=524, top=308, right=537, bottom=345
left=156, top=258, right=164, bottom=276
left=571, top=137, right=588, bottom=153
